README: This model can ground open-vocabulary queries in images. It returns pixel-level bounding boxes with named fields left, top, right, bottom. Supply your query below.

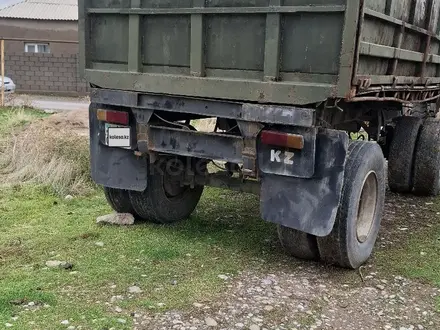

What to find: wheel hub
left=163, top=176, right=186, bottom=198
left=356, top=171, right=378, bottom=243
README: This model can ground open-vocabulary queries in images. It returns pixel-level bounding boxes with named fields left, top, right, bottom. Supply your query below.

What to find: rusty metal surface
left=349, top=84, right=440, bottom=103
left=90, top=88, right=316, bottom=127
left=138, top=125, right=244, bottom=164
left=354, top=0, right=440, bottom=101
left=236, top=121, right=264, bottom=177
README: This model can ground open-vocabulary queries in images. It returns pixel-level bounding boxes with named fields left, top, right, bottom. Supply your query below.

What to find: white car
left=0, top=76, right=16, bottom=93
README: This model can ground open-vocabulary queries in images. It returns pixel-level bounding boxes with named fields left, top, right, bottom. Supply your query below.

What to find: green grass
left=377, top=230, right=440, bottom=286
left=0, top=185, right=279, bottom=329
left=374, top=202, right=440, bottom=310
left=376, top=226, right=440, bottom=309
left=0, top=107, right=48, bottom=135
left=349, top=131, right=369, bottom=141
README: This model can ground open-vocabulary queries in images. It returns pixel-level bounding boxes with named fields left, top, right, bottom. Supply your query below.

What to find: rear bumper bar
left=139, top=125, right=243, bottom=164
left=90, top=88, right=316, bottom=127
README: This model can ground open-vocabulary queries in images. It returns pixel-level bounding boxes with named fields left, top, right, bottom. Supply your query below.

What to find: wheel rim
left=356, top=171, right=378, bottom=243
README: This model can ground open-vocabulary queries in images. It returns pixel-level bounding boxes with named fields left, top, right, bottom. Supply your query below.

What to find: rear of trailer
left=80, top=0, right=440, bottom=268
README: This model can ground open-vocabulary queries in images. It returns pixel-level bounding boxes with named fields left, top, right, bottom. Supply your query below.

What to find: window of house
left=25, top=43, right=50, bottom=54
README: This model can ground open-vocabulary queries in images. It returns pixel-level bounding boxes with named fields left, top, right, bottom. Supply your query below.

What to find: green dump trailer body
left=80, top=0, right=440, bottom=105
left=82, top=0, right=440, bottom=269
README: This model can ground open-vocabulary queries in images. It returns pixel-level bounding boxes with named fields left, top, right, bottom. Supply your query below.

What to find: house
left=0, top=0, right=87, bottom=95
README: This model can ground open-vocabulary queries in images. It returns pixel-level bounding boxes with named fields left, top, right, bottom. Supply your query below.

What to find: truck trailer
left=80, top=0, right=440, bottom=268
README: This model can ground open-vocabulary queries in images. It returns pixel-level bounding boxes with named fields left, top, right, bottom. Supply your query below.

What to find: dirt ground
left=42, top=108, right=89, bottom=136
left=133, top=193, right=440, bottom=330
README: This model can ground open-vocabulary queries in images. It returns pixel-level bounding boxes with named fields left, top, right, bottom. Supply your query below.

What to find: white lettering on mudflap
left=270, top=150, right=281, bottom=162
left=270, top=149, right=294, bottom=165
left=284, top=151, right=294, bottom=165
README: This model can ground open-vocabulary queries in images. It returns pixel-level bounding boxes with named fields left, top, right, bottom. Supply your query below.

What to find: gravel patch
left=132, top=192, right=440, bottom=330
left=133, top=267, right=439, bottom=330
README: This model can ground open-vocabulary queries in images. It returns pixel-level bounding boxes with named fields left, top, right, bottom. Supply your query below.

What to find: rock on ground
left=45, top=260, right=73, bottom=270
left=204, top=317, right=218, bottom=327
left=128, top=286, right=143, bottom=294
left=96, top=213, right=135, bottom=226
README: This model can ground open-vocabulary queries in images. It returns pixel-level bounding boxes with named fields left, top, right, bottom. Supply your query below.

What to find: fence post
left=1, top=39, right=4, bottom=107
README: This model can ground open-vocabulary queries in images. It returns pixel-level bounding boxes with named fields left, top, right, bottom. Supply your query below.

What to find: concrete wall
left=0, top=18, right=88, bottom=96
left=4, top=52, right=88, bottom=95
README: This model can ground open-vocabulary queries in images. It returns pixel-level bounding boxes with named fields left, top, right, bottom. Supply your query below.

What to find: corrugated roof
left=0, top=0, right=78, bottom=21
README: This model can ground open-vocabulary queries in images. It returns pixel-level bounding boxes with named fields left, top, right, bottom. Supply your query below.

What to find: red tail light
left=97, top=109, right=129, bottom=125
left=261, top=130, right=304, bottom=150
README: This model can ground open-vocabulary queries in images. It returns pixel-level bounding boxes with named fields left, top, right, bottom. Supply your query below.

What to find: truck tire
left=413, top=118, right=440, bottom=196
left=277, top=226, right=320, bottom=261
left=380, top=125, right=394, bottom=160
left=129, top=171, right=204, bottom=224
left=104, top=187, right=137, bottom=215
left=317, top=141, right=386, bottom=269
left=388, top=117, right=422, bottom=193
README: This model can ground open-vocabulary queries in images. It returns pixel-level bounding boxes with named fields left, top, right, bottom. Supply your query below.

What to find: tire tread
left=317, top=141, right=386, bottom=269
left=278, top=226, right=320, bottom=261
left=388, top=117, right=423, bottom=193
left=413, top=118, right=440, bottom=196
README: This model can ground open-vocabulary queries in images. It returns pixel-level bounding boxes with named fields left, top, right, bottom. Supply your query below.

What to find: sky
left=0, top=0, right=20, bottom=10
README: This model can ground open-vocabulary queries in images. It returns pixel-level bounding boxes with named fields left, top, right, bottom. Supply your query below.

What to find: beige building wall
left=0, top=18, right=88, bottom=95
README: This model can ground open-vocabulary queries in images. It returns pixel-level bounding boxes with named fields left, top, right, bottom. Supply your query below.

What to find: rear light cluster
left=97, top=109, right=129, bottom=125
left=261, top=130, right=304, bottom=150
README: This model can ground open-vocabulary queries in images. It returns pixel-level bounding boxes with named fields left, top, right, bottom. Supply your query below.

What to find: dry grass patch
left=0, top=109, right=92, bottom=196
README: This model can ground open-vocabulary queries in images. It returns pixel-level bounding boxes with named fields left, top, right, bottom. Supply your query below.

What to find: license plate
left=105, top=124, right=131, bottom=148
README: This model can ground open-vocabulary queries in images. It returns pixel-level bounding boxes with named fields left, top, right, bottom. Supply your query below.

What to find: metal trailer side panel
left=79, top=0, right=360, bottom=105
left=356, top=0, right=440, bottom=88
